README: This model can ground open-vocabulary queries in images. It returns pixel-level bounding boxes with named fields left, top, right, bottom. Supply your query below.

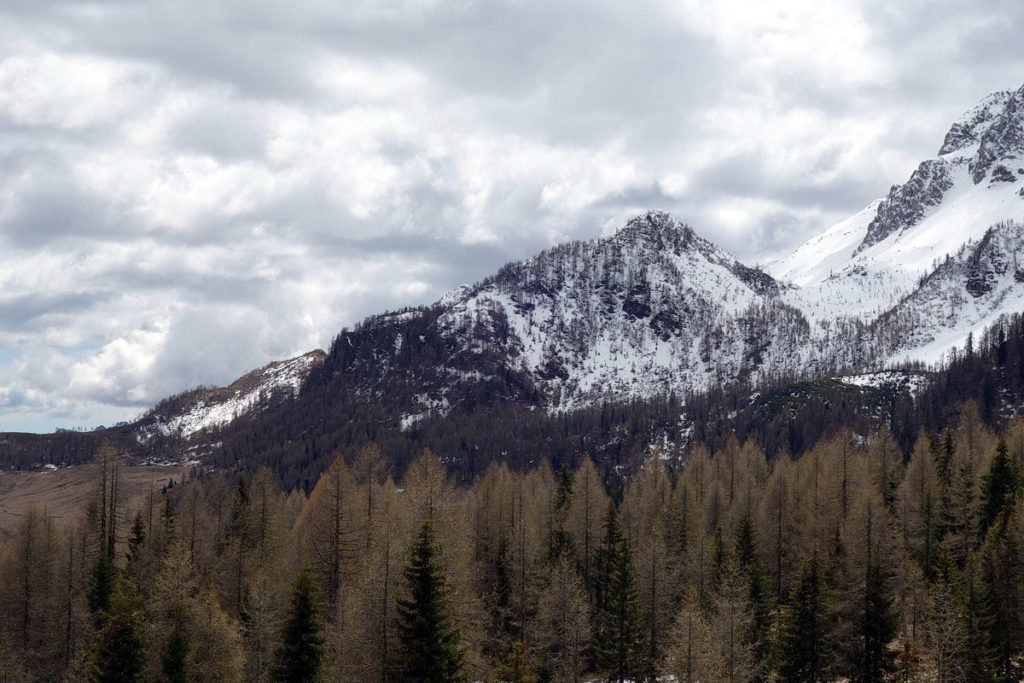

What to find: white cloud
left=0, top=50, right=152, bottom=129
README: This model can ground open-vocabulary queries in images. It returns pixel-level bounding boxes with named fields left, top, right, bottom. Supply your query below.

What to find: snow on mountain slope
left=853, top=157, right=1022, bottom=279
left=876, top=221, right=1024, bottom=364
left=835, top=370, right=929, bottom=396
left=428, top=211, right=818, bottom=410
left=135, top=349, right=325, bottom=441
left=769, top=200, right=881, bottom=288
left=770, top=83, right=1024, bottom=356
left=772, top=88, right=1019, bottom=291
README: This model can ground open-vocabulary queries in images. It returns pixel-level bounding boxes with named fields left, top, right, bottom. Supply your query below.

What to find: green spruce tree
left=89, top=580, right=147, bottom=683
left=593, top=503, right=624, bottom=612
left=736, top=514, right=774, bottom=678
left=273, top=565, right=325, bottom=682
left=549, top=462, right=577, bottom=563
left=126, top=510, right=146, bottom=568
left=393, top=519, right=466, bottom=683
left=959, top=554, right=997, bottom=682
left=980, top=440, right=1020, bottom=535
left=88, top=552, right=116, bottom=627
left=855, top=561, right=898, bottom=682
left=776, top=553, right=830, bottom=682
left=980, top=501, right=1024, bottom=682
left=594, top=509, right=650, bottom=682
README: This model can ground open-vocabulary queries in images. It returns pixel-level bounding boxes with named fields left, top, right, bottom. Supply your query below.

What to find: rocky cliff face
left=939, top=90, right=1012, bottom=156
left=855, top=159, right=954, bottom=254
left=970, top=86, right=1024, bottom=185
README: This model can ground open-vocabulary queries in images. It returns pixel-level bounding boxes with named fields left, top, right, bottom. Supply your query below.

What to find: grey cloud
left=689, top=151, right=886, bottom=211
left=0, top=291, right=111, bottom=329
left=0, top=161, right=122, bottom=248
left=168, top=104, right=267, bottom=161
left=142, top=306, right=279, bottom=398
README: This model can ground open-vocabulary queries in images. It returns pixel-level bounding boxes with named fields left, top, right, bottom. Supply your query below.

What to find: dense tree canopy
left=3, top=397, right=1024, bottom=680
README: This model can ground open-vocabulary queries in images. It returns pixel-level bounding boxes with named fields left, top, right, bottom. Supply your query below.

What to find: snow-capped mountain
left=127, top=82, right=1024, bottom=439
left=432, top=212, right=810, bottom=408
left=134, top=349, right=326, bottom=442
left=771, top=83, right=1024, bottom=361
left=312, top=210, right=852, bottom=430
left=318, top=84, right=1024, bottom=424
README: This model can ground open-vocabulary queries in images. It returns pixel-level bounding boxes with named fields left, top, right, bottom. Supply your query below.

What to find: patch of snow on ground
left=836, top=371, right=929, bottom=396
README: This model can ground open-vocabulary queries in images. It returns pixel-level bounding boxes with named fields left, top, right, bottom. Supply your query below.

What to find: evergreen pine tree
left=88, top=552, right=116, bottom=627
left=735, top=513, right=756, bottom=570
left=89, top=580, right=147, bottom=683
left=594, top=521, right=649, bottom=682
left=711, top=524, right=729, bottom=591
left=594, top=504, right=624, bottom=612
left=747, top=558, right=774, bottom=680
left=856, top=561, right=898, bottom=682
left=980, top=501, right=1024, bottom=682
left=273, top=565, right=325, bottom=683
left=920, top=485, right=940, bottom=580
left=393, top=519, right=466, bottom=683
left=934, top=430, right=953, bottom=487
left=959, top=554, right=997, bottom=682
left=980, top=440, right=1020, bottom=535
left=735, top=510, right=774, bottom=675
left=555, top=461, right=574, bottom=511
left=160, top=494, right=177, bottom=545
left=549, top=462, right=577, bottom=563
left=161, top=602, right=190, bottom=683
left=224, top=477, right=251, bottom=616
left=489, top=535, right=517, bottom=639
left=776, top=553, right=829, bottom=682
left=126, top=511, right=145, bottom=568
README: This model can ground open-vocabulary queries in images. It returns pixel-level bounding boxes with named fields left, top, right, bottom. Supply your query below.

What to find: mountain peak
left=939, top=89, right=1013, bottom=156
left=969, top=82, right=1024, bottom=184
left=616, top=210, right=694, bottom=242
left=849, top=82, right=1024, bottom=256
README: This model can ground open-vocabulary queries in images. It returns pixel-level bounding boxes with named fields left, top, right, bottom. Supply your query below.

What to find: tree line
left=3, top=401, right=1024, bottom=681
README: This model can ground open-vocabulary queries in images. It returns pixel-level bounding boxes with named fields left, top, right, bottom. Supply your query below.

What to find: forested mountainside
left=4, top=401, right=1024, bottom=681
left=6, top=279, right=1024, bottom=495
left=13, top=305, right=1017, bottom=499
left=203, top=310, right=1024, bottom=491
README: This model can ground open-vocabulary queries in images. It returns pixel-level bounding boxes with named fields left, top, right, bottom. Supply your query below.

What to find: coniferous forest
left=3, top=402, right=1024, bottom=682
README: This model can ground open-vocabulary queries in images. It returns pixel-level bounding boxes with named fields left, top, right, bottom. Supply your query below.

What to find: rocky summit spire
left=853, top=83, right=1024, bottom=256
left=938, top=89, right=1012, bottom=156
left=614, top=210, right=694, bottom=246
left=969, top=82, right=1024, bottom=184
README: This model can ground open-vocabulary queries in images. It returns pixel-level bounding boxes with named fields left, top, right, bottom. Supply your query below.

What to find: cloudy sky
left=1, top=0, right=1022, bottom=432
